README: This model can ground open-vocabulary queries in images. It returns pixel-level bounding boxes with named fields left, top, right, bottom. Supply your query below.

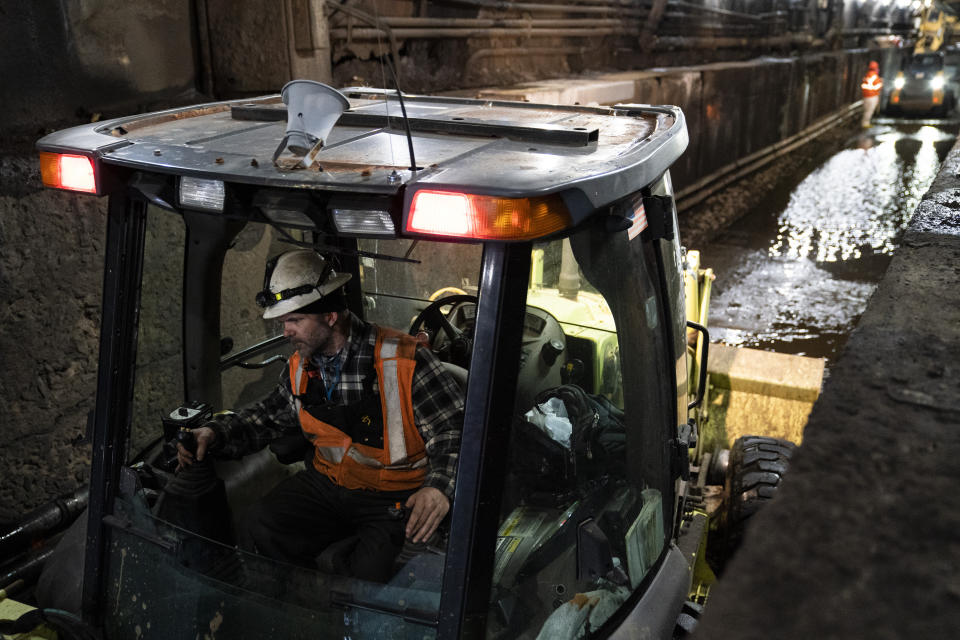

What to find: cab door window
left=131, top=205, right=186, bottom=455
left=356, top=238, right=483, bottom=333
left=487, top=223, right=675, bottom=639
left=219, top=223, right=298, bottom=409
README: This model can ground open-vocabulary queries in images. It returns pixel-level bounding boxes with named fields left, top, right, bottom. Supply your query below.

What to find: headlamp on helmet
left=256, top=250, right=352, bottom=319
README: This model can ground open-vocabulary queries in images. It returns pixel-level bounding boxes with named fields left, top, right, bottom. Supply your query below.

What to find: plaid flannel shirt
left=207, top=313, right=464, bottom=498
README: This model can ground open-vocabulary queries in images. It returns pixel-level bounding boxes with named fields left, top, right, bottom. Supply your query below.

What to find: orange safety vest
left=861, top=71, right=882, bottom=98
left=288, top=328, right=427, bottom=492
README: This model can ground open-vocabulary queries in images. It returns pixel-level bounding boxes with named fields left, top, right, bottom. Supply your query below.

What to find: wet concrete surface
left=697, top=121, right=958, bottom=361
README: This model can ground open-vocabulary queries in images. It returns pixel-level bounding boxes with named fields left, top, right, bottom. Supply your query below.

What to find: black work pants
left=243, top=466, right=414, bottom=582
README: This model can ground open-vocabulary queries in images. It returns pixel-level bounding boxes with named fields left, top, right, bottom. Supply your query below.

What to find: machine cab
left=890, top=51, right=953, bottom=115
left=37, top=87, right=694, bottom=639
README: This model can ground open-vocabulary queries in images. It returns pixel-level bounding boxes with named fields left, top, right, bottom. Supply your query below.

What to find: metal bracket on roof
left=643, top=195, right=675, bottom=241
left=231, top=104, right=599, bottom=146
left=603, top=194, right=675, bottom=238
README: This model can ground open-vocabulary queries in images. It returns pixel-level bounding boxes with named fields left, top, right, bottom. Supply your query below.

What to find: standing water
left=698, top=123, right=958, bottom=361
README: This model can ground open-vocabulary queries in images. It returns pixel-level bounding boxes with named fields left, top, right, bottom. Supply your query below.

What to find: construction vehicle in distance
left=887, top=4, right=959, bottom=117
left=914, top=4, right=956, bottom=56
left=6, top=81, right=824, bottom=639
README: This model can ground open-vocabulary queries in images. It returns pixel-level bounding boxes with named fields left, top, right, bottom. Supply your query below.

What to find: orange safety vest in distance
left=288, top=328, right=427, bottom=492
left=862, top=71, right=882, bottom=98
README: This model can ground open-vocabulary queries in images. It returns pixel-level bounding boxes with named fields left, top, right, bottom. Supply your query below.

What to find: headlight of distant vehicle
left=894, top=75, right=906, bottom=90
left=930, top=74, right=945, bottom=90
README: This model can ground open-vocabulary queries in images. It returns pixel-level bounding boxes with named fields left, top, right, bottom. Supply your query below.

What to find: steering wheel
left=409, top=294, right=478, bottom=368
left=428, top=286, right=468, bottom=301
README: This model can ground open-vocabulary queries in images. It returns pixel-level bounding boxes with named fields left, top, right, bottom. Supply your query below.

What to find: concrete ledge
left=708, top=344, right=824, bottom=403
left=695, top=139, right=960, bottom=636
left=705, top=344, right=825, bottom=448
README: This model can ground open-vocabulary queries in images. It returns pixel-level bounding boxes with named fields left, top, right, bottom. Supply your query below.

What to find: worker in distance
left=861, top=60, right=883, bottom=128
left=177, top=249, right=464, bottom=582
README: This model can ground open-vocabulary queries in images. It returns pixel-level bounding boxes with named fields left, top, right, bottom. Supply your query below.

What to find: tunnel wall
left=0, top=0, right=201, bottom=525
left=0, top=48, right=892, bottom=521
left=0, top=0, right=197, bottom=138
left=629, top=50, right=878, bottom=189
left=476, top=49, right=895, bottom=193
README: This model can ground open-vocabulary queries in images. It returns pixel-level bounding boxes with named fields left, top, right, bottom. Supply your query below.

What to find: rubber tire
left=715, top=435, right=796, bottom=570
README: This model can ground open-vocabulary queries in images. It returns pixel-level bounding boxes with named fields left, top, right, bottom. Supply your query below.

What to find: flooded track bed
left=695, top=121, right=958, bottom=361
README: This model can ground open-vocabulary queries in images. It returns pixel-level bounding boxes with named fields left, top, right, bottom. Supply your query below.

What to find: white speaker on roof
left=272, top=80, right=349, bottom=167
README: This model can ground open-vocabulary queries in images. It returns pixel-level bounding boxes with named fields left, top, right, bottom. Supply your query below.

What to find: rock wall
left=0, top=0, right=196, bottom=137
left=0, top=0, right=196, bottom=523
left=0, top=153, right=105, bottom=522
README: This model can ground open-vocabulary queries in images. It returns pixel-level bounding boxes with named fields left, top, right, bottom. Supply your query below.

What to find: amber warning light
left=39, top=152, right=97, bottom=194
left=406, top=190, right=570, bottom=241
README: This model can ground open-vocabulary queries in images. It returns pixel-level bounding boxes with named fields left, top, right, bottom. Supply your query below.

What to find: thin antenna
left=383, top=57, right=418, bottom=172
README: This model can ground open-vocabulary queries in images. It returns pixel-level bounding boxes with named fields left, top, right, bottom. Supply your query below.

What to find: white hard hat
left=256, top=250, right=351, bottom=319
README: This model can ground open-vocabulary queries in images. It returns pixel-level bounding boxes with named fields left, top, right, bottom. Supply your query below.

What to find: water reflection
left=768, top=126, right=950, bottom=263
left=700, top=124, right=956, bottom=359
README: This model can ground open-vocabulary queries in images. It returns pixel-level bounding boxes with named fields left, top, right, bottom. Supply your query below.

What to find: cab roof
left=37, top=88, right=687, bottom=219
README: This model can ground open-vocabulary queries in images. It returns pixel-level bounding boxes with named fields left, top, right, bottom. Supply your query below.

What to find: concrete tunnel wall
left=0, top=49, right=884, bottom=520
left=652, top=51, right=871, bottom=189
left=477, top=48, right=885, bottom=192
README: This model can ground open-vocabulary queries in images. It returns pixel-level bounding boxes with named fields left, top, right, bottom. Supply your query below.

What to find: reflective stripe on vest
left=379, top=337, right=409, bottom=465
left=347, top=446, right=428, bottom=470
left=862, top=73, right=882, bottom=97
left=293, top=356, right=305, bottom=415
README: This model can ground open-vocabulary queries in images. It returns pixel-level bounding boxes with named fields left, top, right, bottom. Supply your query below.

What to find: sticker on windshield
left=628, top=199, right=648, bottom=240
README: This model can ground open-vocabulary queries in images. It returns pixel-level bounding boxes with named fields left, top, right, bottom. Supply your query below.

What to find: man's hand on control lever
left=404, top=486, right=449, bottom=544
left=176, top=426, right=217, bottom=471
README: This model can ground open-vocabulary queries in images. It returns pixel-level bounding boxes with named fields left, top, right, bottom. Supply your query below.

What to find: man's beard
left=297, top=343, right=316, bottom=358
left=289, top=339, right=313, bottom=359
